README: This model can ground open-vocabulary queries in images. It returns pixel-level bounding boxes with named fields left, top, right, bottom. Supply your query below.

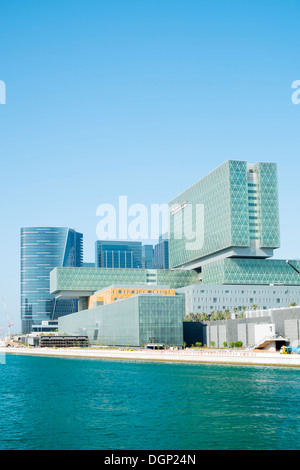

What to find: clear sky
left=0, top=0, right=300, bottom=332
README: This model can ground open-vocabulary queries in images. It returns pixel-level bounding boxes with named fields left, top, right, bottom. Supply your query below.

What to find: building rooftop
left=94, top=284, right=171, bottom=293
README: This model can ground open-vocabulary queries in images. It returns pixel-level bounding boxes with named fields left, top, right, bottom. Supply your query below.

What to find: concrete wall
left=204, top=306, right=300, bottom=348
left=271, top=307, right=300, bottom=347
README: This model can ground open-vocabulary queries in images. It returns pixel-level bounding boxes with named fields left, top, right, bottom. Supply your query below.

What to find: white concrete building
left=176, top=284, right=300, bottom=317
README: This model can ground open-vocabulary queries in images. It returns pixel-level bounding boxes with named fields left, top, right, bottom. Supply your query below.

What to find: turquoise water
left=0, top=354, right=300, bottom=450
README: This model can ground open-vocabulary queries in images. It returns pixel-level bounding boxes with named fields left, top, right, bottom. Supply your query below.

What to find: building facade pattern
left=21, top=227, right=83, bottom=333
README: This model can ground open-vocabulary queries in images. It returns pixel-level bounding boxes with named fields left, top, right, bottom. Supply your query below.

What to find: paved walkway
left=1, top=346, right=300, bottom=367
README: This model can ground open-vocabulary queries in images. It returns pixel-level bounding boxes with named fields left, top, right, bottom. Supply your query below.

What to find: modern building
left=20, top=227, right=83, bottom=333
left=177, top=284, right=300, bottom=317
left=50, top=266, right=200, bottom=302
left=153, top=234, right=169, bottom=269
left=142, top=244, right=154, bottom=268
left=169, top=160, right=280, bottom=271
left=203, top=306, right=300, bottom=350
left=95, top=240, right=143, bottom=269
left=200, top=258, right=300, bottom=285
left=88, top=284, right=176, bottom=309
left=58, top=292, right=185, bottom=348
left=32, top=320, right=58, bottom=333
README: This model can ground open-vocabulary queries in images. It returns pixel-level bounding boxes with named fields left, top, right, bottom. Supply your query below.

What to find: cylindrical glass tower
left=20, top=227, right=83, bottom=333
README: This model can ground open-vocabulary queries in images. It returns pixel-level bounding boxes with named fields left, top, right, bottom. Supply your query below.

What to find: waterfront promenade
left=1, top=346, right=300, bottom=367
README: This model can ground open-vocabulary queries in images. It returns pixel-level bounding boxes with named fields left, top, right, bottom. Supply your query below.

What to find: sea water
left=0, top=354, right=299, bottom=450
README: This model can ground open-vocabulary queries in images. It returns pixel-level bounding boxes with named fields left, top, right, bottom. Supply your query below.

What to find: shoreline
left=2, top=346, right=300, bottom=367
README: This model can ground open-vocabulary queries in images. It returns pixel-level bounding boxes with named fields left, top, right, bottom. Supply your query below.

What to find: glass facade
left=257, top=162, right=280, bottom=248
left=95, top=240, right=143, bottom=268
left=142, top=244, right=154, bottom=268
left=153, top=235, right=169, bottom=269
left=138, top=295, right=184, bottom=346
left=50, top=267, right=200, bottom=295
left=201, top=258, right=300, bottom=286
left=168, top=160, right=280, bottom=269
left=58, top=294, right=184, bottom=347
left=21, top=227, right=83, bottom=333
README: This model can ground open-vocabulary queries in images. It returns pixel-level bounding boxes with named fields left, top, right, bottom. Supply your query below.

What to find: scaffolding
left=39, top=335, right=89, bottom=348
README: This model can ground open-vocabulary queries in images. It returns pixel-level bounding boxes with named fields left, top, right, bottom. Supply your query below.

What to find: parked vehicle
left=280, top=345, right=300, bottom=354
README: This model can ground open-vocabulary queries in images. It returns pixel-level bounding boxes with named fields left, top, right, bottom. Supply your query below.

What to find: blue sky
left=0, top=0, right=300, bottom=332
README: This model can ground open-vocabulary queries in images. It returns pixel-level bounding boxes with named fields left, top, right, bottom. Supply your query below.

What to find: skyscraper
left=20, top=227, right=83, bottom=333
left=142, top=244, right=154, bottom=268
left=153, top=234, right=169, bottom=269
left=169, top=160, right=280, bottom=270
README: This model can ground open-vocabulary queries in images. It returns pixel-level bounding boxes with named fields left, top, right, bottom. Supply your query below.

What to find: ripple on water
left=0, top=355, right=299, bottom=450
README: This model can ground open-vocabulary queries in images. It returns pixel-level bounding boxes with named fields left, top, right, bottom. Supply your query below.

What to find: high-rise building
left=153, top=234, right=169, bottom=269
left=95, top=240, right=143, bottom=269
left=20, top=227, right=83, bottom=333
left=169, top=160, right=280, bottom=272
left=167, top=160, right=300, bottom=313
left=142, top=244, right=154, bottom=268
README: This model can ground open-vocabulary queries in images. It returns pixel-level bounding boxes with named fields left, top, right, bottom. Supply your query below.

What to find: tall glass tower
left=95, top=240, right=143, bottom=269
left=168, top=160, right=280, bottom=270
left=20, top=227, right=83, bottom=333
left=153, top=234, right=169, bottom=269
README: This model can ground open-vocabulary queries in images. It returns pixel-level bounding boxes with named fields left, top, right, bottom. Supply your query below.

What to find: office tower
left=142, top=244, right=154, bottom=268
left=95, top=240, right=143, bottom=269
left=169, top=160, right=280, bottom=270
left=20, top=227, right=83, bottom=333
left=153, top=234, right=169, bottom=269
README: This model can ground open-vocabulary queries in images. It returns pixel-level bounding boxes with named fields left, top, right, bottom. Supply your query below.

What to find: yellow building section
left=88, top=285, right=176, bottom=309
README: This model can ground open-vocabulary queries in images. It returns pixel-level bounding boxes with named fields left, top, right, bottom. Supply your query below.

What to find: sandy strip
left=1, top=346, right=300, bottom=367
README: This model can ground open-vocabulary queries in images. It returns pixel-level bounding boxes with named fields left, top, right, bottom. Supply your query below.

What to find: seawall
left=1, top=347, right=300, bottom=367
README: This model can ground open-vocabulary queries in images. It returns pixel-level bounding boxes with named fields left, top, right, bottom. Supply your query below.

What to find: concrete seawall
left=1, top=347, right=300, bottom=367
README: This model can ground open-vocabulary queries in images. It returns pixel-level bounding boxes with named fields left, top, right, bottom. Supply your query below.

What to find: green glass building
left=167, top=160, right=300, bottom=287
left=201, top=258, right=300, bottom=286
left=58, top=293, right=184, bottom=347
left=169, top=160, right=280, bottom=270
left=50, top=267, right=200, bottom=298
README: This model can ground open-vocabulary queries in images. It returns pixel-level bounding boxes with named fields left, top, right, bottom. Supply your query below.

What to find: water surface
left=0, top=354, right=299, bottom=450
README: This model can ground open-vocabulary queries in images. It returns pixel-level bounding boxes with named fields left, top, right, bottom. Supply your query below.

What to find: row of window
left=189, top=297, right=284, bottom=304
left=190, top=289, right=294, bottom=295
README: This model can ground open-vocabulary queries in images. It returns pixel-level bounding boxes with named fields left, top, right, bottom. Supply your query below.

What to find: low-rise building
left=88, top=284, right=176, bottom=309
left=177, top=284, right=300, bottom=317
left=58, top=293, right=185, bottom=348
left=202, top=306, right=300, bottom=350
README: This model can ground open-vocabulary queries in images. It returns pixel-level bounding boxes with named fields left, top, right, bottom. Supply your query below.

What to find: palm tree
left=224, top=309, right=231, bottom=318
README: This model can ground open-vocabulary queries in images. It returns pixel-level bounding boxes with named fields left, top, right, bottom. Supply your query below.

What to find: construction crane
left=286, top=260, right=300, bottom=275
left=1, top=297, right=14, bottom=336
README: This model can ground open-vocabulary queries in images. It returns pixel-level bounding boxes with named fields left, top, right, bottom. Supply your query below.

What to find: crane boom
left=286, top=260, right=300, bottom=275
left=1, top=297, right=14, bottom=333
